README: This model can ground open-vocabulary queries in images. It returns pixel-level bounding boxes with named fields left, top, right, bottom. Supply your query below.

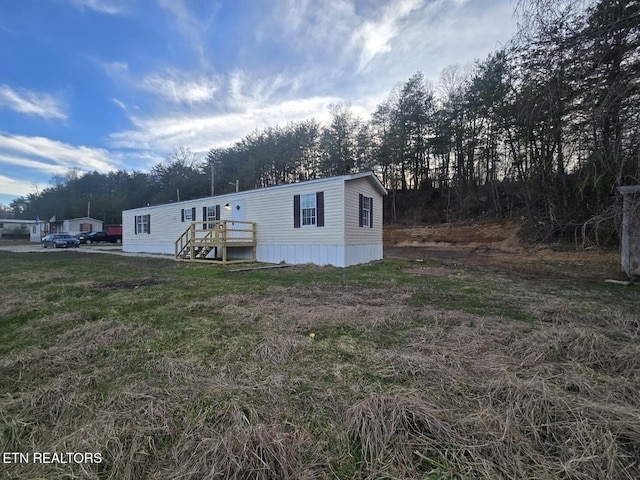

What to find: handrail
left=174, top=220, right=256, bottom=260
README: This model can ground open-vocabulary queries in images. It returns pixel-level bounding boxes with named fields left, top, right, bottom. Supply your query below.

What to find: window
left=301, top=193, right=316, bottom=226
left=361, top=196, right=371, bottom=227
left=359, top=194, right=373, bottom=228
left=181, top=207, right=197, bottom=223
left=207, top=206, right=217, bottom=221
left=135, top=214, right=150, bottom=234
left=79, top=223, right=92, bottom=232
left=294, top=192, right=324, bottom=228
left=203, top=205, right=220, bottom=229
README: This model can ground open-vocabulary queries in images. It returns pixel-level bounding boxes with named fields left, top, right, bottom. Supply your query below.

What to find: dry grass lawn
left=0, top=229, right=638, bottom=479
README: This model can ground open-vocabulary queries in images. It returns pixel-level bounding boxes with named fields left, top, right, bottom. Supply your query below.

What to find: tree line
left=4, top=0, right=638, bottom=245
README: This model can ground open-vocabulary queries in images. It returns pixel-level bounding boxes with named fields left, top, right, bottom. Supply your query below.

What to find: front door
left=231, top=200, right=245, bottom=238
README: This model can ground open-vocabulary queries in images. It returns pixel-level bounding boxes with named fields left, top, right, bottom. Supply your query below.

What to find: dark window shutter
left=202, top=207, right=207, bottom=229
left=294, top=194, right=301, bottom=228
left=134, top=216, right=137, bottom=235
left=191, top=208, right=196, bottom=222
left=369, top=197, right=374, bottom=228
left=359, top=194, right=364, bottom=227
left=215, top=204, right=220, bottom=220
left=181, top=209, right=184, bottom=222
left=147, top=214, right=151, bottom=234
left=316, top=191, right=324, bottom=227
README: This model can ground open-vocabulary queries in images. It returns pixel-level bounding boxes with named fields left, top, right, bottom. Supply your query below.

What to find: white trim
left=124, top=171, right=386, bottom=214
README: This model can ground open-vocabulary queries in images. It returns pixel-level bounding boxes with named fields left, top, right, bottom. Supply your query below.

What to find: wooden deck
left=174, top=220, right=256, bottom=265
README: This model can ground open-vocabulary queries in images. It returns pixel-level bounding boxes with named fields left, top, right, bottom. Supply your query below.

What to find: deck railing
left=175, top=220, right=256, bottom=264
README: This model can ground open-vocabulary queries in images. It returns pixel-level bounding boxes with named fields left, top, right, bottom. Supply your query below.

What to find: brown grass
left=359, top=304, right=640, bottom=479
left=1, top=251, right=639, bottom=479
left=347, top=393, right=459, bottom=477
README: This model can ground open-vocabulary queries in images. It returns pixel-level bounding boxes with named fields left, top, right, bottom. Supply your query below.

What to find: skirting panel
left=124, top=243, right=174, bottom=255
left=124, top=243, right=383, bottom=267
left=257, top=244, right=383, bottom=267
left=344, top=244, right=383, bottom=266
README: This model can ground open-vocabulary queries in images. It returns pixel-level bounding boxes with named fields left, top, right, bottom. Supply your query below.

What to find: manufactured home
left=0, top=218, right=45, bottom=242
left=48, top=217, right=104, bottom=236
left=122, top=172, right=387, bottom=267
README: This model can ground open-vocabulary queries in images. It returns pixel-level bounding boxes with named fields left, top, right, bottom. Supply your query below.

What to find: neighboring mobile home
left=0, top=218, right=45, bottom=242
left=122, top=172, right=387, bottom=267
left=48, top=217, right=104, bottom=236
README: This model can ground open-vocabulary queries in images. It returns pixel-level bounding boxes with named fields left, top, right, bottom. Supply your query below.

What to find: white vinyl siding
left=58, top=217, right=104, bottom=236
left=250, top=181, right=340, bottom=245
left=345, top=177, right=383, bottom=245
left=123, top=172, right=385, bottom=265
left=123, top=180, right=344, bottom=252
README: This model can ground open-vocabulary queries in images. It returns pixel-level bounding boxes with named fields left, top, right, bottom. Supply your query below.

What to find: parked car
left=83, top=231, right=122, bottom=244
left=75, top=231, right=95, bottom=244
left=42, top=233, right=80, bottom=249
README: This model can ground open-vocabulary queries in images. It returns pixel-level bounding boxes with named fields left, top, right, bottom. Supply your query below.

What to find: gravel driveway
left=0, top=244, right=173, bottom=259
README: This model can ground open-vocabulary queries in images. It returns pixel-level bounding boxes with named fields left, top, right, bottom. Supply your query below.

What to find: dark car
left=42, top=233, right=80, bottom=248
left=84, top=231, right=122, bottom=244
left=75, top=231, right=95, bottom=244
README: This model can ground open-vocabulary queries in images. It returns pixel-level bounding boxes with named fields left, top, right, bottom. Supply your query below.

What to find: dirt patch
left=384, top=219, right=524, bottom=247
left=384, top=220, right=624, bottom=281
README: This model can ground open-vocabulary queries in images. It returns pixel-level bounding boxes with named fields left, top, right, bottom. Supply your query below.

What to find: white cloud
left=108, top=63, right=342, bottom=155
left=112, top=97, right=127, bottom=111
left=66, top=0, right=125, bottom=15
left=343, top=0, right=517, bottom=100
left=352, top=0, right=424, bottom=70
left=279, top=0, right=312, bottom=31
left=109, top=95, right=338, bottom=154
left=0, top=132, right=120, bottom=174
left=141, top=70, right=221, bottom=105
left=157, top=0, right=216, bottom=64
left=108, top=65, right=325, bottom=153
left=0, top=84, right=67, bottom=120
left=0, top=174, right=41, bottom=197
left=262, top=0, right=358, bottom=73
left=226, top=70, right=270, bottom=112
left=0, top=153, right=69, bottom=175
left=98, top=0, right=518, bottom=170
left=103, top=61, right=129, bottom=74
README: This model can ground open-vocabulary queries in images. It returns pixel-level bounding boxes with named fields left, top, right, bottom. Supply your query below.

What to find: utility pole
left=211, top=163, right=215, bottom=197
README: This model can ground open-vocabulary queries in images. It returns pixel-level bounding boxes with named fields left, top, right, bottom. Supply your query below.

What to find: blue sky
left=0, top=0, right=517, bottom=207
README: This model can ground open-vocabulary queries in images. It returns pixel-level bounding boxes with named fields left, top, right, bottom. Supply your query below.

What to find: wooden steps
left=174, top=220, right=256, bottom=265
